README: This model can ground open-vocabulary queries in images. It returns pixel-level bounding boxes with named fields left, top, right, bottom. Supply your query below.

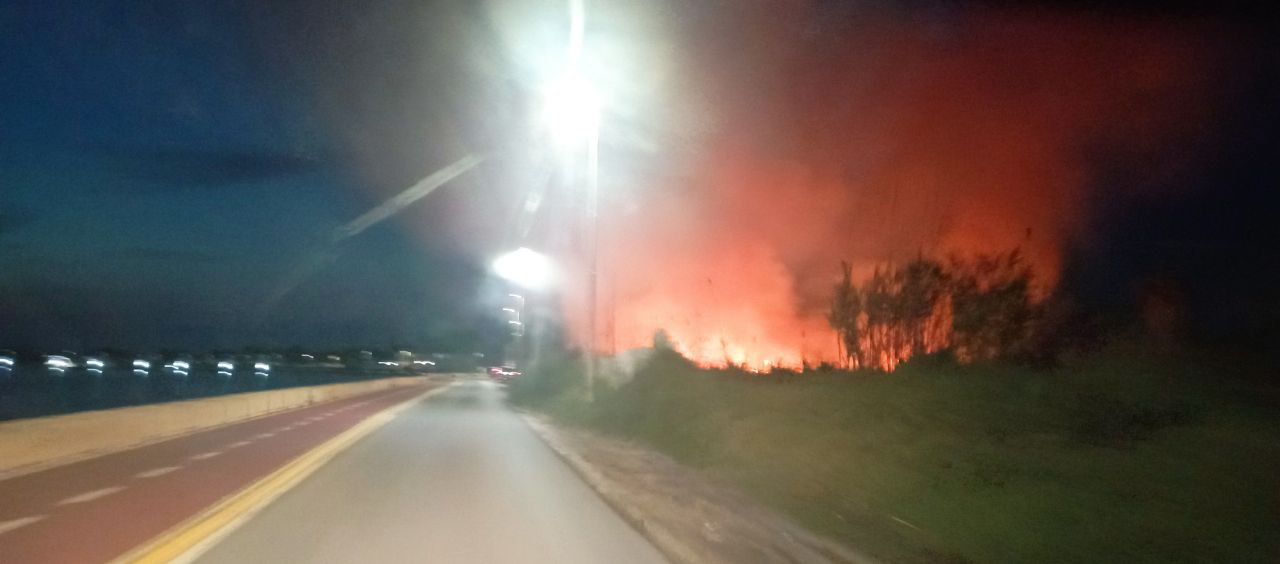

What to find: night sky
left=0, top=1, right=524, bottom=351
left=1, top=1, right=1276, bottom=354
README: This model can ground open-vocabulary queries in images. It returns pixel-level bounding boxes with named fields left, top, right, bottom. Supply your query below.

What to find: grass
left=510, top=348, right=1280, bottom=563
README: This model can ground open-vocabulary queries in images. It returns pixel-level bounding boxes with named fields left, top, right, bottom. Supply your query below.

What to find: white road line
left=135, top=466, right=182, bottom=478
left=57, top=486, right=126, bottom=505
left=189, top=451, right=222, bottom=461
left=0, top=515, right=47, bottom=536
left=256, top=433, right=275, bottom=439
left=228, top=440, right=253, bottom=448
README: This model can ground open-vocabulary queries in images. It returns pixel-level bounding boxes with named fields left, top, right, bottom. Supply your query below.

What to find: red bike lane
left=0, top=382, right=435, bottom=563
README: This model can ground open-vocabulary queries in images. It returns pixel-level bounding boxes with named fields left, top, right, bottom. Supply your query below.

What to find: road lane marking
left=189, top=451, right=222, bottom=461
left=255, top=433, right=275, bottom=439
left=0, top=515, right=47, bottom=535
left=135, top=466, right=182, bottom=479
left=228, top=440, right=253, bottom=448
left=58, top=486, right=127, bottom=505
left=117, top=383, right=450, bottom=564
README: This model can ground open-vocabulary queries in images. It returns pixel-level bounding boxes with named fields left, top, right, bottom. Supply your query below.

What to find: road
left=0, top=384, right=428, bottom=563
left=197, top=379, right=666, bottom=563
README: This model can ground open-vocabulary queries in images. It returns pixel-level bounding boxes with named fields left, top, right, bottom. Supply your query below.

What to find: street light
left=538, top=0, right=602, bottom=402
left=541, top=70, right=600, bottom=151
left=540, top=69, right=601, bottom=401
left=493, top=247, right=555, bottom=290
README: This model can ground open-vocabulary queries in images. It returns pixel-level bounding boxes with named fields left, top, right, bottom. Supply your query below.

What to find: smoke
left=584, top=4, right=1224, bottom=367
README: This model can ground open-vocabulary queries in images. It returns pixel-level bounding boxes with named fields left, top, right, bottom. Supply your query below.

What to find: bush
left=506, top=350, right=584, bottom=408
left=527, top=346, right=1280, bottom=564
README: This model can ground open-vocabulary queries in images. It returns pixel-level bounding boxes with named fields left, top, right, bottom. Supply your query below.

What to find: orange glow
left=559, top=8, right=1220, bottom=370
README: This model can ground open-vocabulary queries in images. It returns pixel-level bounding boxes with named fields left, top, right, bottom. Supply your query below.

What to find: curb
left=519, top=412, right=696, bottom=564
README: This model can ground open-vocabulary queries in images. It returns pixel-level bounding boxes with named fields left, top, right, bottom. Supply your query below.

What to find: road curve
left=196, top=378, right=667, bottom=564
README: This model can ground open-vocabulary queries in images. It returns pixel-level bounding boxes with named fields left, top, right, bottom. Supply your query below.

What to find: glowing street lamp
left=493, top=247, right=554, bottom=290
left=542, top=70, right=600, bottom=151
left=540, top=0, right=602, bottom=402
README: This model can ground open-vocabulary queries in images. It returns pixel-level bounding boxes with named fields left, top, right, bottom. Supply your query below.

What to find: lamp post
left=541, top=45, right=601, bottom=400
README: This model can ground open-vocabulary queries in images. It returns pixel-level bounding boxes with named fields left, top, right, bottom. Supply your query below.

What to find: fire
left=555, top=6, right=1220, bottom=371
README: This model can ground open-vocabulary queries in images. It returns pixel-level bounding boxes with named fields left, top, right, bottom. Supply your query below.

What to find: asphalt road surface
left=197, top=379, right=667, bottom=563
left=0, top=385, right=429, bottom=563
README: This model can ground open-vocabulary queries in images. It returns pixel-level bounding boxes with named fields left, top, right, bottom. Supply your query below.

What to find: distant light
left=413, top=360, right=435, bottom=366
left=217, top=361, right=235, bottom=370
left=45, top=356, right=74, bottom=369
left=85, top=358, right=105, bottom=368
left=301, top=354, right=314, bottom=360
left=378, top=361, right=398, bottom=366
left=0, top=357, right=14, bottom=366
left=254, top=371, right=269, bottom=378
left=173, top=361, right=191, bottom=370
left=133, top=360, right=151, bottom=369
left=133, top=369, right=149, bottom=376
left=254, top=362, right=271, bottom=371
left=218, top=370, right=233, bottom=377
left=87, top=368, right=103, bottom=375
left=493, top=247, right=554, bottom=289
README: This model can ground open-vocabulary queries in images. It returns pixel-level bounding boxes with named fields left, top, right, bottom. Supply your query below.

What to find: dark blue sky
left=1, top=0, right=1275, bottom=354
left=0, top=1, right=514, bottom=351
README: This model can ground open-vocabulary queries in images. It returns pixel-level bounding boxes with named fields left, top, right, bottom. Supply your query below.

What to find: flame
left=554, top=7, right=1219, bottom=371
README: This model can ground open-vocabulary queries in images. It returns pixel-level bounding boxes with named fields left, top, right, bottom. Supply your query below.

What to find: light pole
left=541, top=1, right=601, bottom=400
left=584, top=100, right=599, bottom=402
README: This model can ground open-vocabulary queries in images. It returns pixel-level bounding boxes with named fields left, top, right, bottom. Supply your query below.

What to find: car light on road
left=254, top=362, right=271, bottom=371
left=45, top=356, right=74, bottom=371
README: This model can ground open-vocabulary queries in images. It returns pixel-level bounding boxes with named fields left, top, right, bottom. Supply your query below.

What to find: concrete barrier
left=0, top=376, right=435, bottom=478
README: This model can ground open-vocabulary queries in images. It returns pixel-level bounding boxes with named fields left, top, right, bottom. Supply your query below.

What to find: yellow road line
left=113, top=381, right=453, bottom=564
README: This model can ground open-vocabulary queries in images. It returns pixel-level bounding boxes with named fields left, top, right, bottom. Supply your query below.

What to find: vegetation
left=511, top=347, right=1280, bottom=564
left=829, top=250, right=1037, bottom=371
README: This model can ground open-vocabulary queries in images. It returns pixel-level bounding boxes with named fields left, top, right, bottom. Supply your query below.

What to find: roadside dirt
left=522, top=414, right=878, bottom=564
